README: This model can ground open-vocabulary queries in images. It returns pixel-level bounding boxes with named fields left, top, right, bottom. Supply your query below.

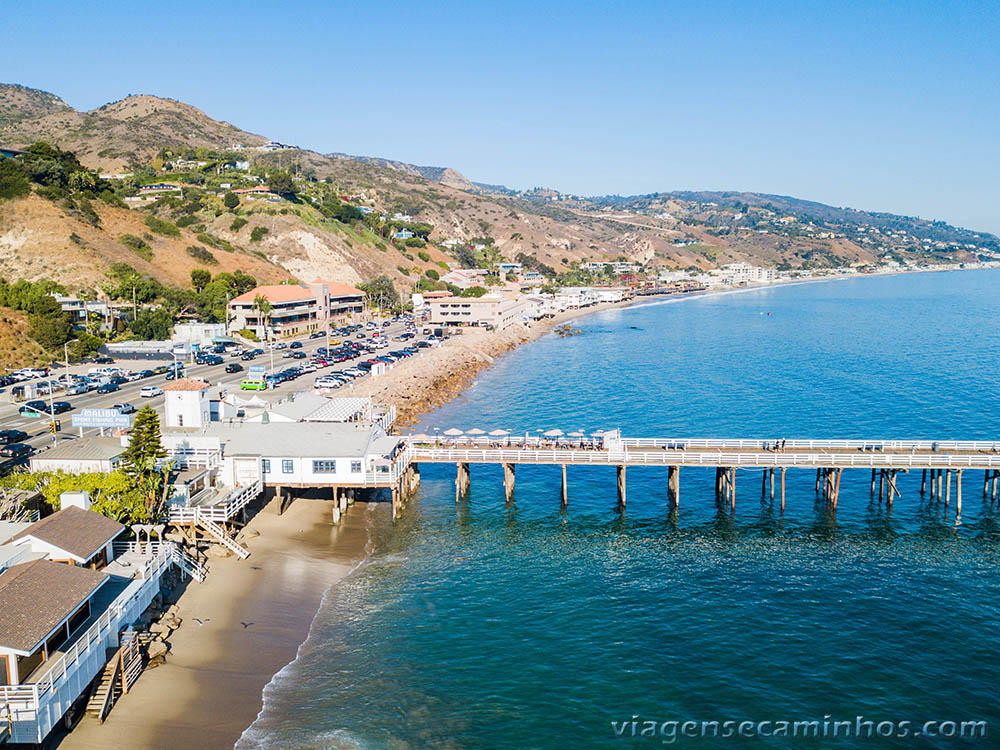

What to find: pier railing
left=409, top=446, right=1000, bottom=470
left=166, top=479, right=262, bottom=524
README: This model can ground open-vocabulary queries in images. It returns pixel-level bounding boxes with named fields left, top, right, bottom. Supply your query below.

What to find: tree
left=267, top=171, right=297, bottom=195
left=461, top=286, right=488, bottom=298
left=253, top=293, right=273, bottom=337
left=129, top=308, right=173, bottom=340
left=358, top=276, right=400, bottom=313
left=223, top=191, right=239, bottom=210
left=0, top=158, right=30, bottom=201
left=191, top=268, right=212, bottom=292
left=121, top=406, right=168, bottom=518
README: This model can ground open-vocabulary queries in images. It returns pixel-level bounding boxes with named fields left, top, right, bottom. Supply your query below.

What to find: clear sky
left=5, top=0, right=999, bottom=233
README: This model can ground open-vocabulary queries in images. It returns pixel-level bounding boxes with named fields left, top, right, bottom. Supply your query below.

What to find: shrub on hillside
left=417, top=250, right=430, bottom=261
left=186, top=245, right=218, bottom=265
left=0, top=159, right=31, bottom=201
left=230, top=217, right=248, bottom=232
left=250, top=226, right=268, bottom=242
left=144, top=214, right=180, bottom=237
left=176, top=215, right=199, bottom=227
left=425, top=269, right=440, bottom=280
left=119, top=234, right=153, bottom=260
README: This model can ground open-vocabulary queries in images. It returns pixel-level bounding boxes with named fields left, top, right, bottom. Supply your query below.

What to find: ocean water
left=240, top=270, right=1000, bottom=749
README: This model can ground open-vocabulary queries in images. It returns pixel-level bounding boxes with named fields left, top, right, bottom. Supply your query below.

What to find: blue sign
left=72, top=408, right=133, bottom=429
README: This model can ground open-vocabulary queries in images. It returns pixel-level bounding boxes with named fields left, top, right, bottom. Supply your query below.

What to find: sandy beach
left=53, top=496, right=379, bottom=750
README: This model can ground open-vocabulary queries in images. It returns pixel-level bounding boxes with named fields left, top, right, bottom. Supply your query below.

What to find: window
left=350, top=460, right=362, bottom=473
left=313, top=460, right=337, bottom=473
left=262, top=459, right=271, bottom=474
left=282, top=460, right=294, bottom=474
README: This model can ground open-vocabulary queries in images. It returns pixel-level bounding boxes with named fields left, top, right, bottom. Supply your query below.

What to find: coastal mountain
left=1, top=82, right=997, bottom=294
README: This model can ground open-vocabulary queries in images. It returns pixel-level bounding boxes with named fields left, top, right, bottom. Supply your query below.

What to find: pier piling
left=561, top=464, right=568, bottom=507
left=503, top=463, right=516, bottom=503
left=668, top=466, right=679, bottom=506
left=617, top=466, right=627, bottom=511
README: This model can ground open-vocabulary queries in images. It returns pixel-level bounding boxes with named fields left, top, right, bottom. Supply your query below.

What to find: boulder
left=205, top=544, right=233, bottom=558
left=164, top=531, right=186, bottom=543
left=147, top=640, right=168, bottom=660
left=243, top=529, right=261, bottom=539
left=149, top=621, right=173, bottom=636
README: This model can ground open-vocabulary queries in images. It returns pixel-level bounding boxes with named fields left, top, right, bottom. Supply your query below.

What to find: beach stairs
left=197, top=516, right=251, bottom=559
left=171, top=545, right=208, bottom=582
left=85, top=632, right=143, bottom=723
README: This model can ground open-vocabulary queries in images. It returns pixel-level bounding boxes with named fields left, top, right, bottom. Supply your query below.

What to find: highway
left=0, top=318, right=420, bottom=463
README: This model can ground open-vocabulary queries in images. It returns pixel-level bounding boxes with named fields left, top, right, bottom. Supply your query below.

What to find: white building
left=163, top=379, right=212, bottom=429
left=717, top=262, right=776, bottom=286
left=426, top=295, right=528, bottom=331
left=29, top=438, right=125, bottom=475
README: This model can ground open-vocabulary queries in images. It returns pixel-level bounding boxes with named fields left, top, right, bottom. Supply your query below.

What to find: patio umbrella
left=466, top=428, right=486, bottom=435
left=443, top=428, right=464, bottom=436
left=543, top=429, right=565, bottom=437
left=567, top=431, right=585, bottom=437
left=590, top=430, right=606, bottom=437
left=488, top=429, right=510, bottom=436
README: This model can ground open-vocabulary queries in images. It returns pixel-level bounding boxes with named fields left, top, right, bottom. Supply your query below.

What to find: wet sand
left=54, top=497, right=379, bottom=750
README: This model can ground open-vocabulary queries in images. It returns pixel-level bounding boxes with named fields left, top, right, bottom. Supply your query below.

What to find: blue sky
left=5, top=1, right=999, bottom=232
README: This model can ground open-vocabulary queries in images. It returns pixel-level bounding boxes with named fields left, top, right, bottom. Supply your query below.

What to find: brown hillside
left=0, top=309, right=47, bottom=369
left=0, top=194, right=288, bottom=290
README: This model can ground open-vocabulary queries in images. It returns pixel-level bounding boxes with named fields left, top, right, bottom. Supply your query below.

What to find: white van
left=88, top=366, right=122, bottom=377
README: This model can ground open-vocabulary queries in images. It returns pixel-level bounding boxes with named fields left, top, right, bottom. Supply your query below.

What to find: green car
left=240, top=379, right=267, bottom=391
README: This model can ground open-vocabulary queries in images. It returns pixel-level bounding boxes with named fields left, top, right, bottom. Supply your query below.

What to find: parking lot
left=0, top=315, right=439, bottom=467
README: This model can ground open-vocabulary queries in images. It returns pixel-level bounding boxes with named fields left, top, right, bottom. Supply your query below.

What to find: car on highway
left=51, top=401, right=72, bottom=414
left=0, top=443, right=33, bottom=459
left=309, top=331, right=324, bottom=339
left=290, top=341, right=303, bottom=349
left=18, top=400, right=48, bottom=416
left=140, top=385, right=163, bottom=398
left=0, top=429, right=28, bottom=444
left=96, top=382, right=119, bottom=394
left=225, top=363, right=243, bottom=373
left=113, top=403, right=136, bottom=415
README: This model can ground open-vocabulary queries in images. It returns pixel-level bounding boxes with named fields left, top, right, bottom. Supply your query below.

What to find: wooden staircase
left=84, top=632, right=143, bottom=723
left=197, top=516, right=250, bottom=559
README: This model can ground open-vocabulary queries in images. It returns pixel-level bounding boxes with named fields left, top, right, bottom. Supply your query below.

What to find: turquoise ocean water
left=239, top=270, right=1000, bottom=748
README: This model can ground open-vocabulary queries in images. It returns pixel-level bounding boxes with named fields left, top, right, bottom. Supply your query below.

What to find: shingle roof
left=163, top=379, right=211, bottom=392
left=11, top=506, right=124, bottom=561
left=0, top=559, right=107, bottom=653
left=30, top=437, right=124, bottom=462
left=229, top=284, right=314, bottom=305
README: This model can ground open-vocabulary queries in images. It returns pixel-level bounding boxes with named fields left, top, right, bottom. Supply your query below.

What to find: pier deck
left=402, top=436, right=1000, bottom=513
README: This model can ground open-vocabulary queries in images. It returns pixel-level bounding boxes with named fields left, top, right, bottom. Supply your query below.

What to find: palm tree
left=253, top=293, right=273, bottom=340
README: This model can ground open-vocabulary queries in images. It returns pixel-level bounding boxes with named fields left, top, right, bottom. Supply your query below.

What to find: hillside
left=0, top=193, right=289, bottom=289
left=2, top=81, right=998, bottom=298
left=0, top=308, right=47, bottom=369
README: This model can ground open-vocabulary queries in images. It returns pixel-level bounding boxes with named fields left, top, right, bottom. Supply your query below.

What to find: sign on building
left=71, top=408, right=133, bottom=429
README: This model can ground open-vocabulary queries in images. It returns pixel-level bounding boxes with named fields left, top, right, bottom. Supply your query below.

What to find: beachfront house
left=7, top=502, right=123, bottom=569
left=0, top=499, right=189, bottom=744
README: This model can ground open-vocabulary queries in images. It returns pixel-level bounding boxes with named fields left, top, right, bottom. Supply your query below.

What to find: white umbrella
left=466, top=428, right=486, bottom=435
left=543, top=428, right=565, bottom=437
left=443, top=428, right=464, bottom=436
left=488, top=429, right=510, bottom=436
left=590, top=430, right=606, bottom=437
left=567, top=431, right=585, bottom=437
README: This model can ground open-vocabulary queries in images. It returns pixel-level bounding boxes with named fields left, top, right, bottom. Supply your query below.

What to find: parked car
left=113, top=403, right=136, bottom=415
left=0, top=443, right=33, bottom=459
left=0, top=429, right=28, bottom=445
left=225, top=363, right=244, bottom=373
left=140, top=385, right=163, bottom=398
left=96, top=383, right=119, bottom=394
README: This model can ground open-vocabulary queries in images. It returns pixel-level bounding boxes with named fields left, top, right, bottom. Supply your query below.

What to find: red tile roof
left=230, top=284, right=315, bottom=305
left=163, top=379, right=211, bottom=392
left=311, top=280, right=364, bottom=297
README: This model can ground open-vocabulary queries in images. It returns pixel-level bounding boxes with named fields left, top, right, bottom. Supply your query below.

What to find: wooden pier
left=403, top=435, right=1000, bottom=515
